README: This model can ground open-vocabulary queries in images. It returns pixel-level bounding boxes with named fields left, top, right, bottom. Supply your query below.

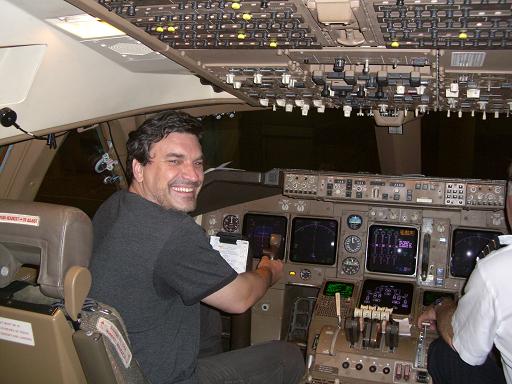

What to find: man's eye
left=168, top=159, right=180, bottom=165
left=195, top=161, right=204, bottom=167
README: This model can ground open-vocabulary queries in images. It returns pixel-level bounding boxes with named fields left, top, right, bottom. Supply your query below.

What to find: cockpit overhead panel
left=84, top=0, right=512, bottom=119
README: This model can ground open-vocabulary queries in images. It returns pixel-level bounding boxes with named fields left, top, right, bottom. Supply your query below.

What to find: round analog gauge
left=341, top=257, right=360, bottom=275
left=222, top=214, right=240, bottom=232
left=344, top=235, right=362, bottom=253
left=347, top=214, right=363, bottom=230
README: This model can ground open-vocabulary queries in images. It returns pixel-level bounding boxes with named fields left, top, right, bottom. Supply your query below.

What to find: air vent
left=451, top=52, right=486, bottom=67
left=109, top=42, right=154, bottom=56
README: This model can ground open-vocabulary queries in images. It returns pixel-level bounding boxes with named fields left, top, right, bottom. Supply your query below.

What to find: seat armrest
left=64, top=266, right=91, bottom=321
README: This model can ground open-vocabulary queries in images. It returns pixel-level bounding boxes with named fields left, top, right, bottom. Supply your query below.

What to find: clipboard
left=210, top=232, right=250, bottom=274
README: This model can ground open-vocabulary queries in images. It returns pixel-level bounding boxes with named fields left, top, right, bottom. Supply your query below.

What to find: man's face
left=131, top=132, right=204, bottom=212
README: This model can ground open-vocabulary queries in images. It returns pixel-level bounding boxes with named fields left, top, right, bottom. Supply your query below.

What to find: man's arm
left=433, top=298, right=457, bottom=347
left=417, top=298, right=457, bottom=348
left=202, top=256, right=283, bottom=314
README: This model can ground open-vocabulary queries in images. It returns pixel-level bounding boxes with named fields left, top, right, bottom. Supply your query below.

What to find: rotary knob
left=300, top=269, right=312, bottom=280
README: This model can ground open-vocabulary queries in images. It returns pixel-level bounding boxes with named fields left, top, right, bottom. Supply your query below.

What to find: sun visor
left=0, top=44, right=46, bottom=106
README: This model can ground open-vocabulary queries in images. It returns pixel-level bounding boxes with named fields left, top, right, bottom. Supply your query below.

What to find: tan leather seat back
left=0, top=199, right=92, bottom=298
left=0, top=200, right=92, bottom=384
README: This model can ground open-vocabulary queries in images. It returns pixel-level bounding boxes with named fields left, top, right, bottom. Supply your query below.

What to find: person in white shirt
left=417, top=181, right=512, bottom=384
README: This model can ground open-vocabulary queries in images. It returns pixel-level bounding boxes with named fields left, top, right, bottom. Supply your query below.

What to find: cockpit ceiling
left=93, top=0, right=512, bottom=117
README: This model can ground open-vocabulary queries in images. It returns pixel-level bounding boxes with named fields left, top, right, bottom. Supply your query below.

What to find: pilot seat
left=0, top=199, right=147, bottom=384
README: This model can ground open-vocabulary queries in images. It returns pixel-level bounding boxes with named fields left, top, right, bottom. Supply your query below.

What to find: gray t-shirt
left=89, top=190, right=237, bottom=384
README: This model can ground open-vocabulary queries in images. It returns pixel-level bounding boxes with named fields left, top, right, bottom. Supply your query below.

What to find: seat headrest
left=0, top=199, right=93, bottom=299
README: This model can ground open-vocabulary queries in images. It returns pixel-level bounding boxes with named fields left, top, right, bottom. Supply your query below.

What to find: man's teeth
left=173, top=186, right=194, bottom=192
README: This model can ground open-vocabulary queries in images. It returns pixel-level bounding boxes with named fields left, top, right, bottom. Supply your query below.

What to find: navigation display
left=289, top=217, right=338, bottom=265
left=242, top=213, right=287, bottom=259
left=359, top=279, right=414, bottom=315
left=366, top=225, right=419, bottom=276
left=450, top=228, right=502, bottom=278
left=323, top=281, right=354, bottom=299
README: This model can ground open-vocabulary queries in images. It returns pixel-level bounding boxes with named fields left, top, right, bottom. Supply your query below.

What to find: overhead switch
left=333, top=58, right=345, bottom=72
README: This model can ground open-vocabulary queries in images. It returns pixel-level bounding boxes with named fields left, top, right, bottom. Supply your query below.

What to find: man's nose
left=182, top=162, right=202, bottom=182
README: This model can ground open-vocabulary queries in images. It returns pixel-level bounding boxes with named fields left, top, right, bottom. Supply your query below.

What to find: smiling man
left=128, top=127, right=204, bottom=212
left=89, top=111, right=304, bottom=384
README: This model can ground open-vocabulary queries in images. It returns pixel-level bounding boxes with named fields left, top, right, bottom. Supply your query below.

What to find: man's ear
left=132, top=159, right=144, bottom=183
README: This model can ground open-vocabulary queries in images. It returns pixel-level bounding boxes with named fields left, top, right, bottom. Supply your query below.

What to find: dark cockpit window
left=202, top=109, right=512, bottom=180
left=35, top=129, right=118, bottom=218
left=201, top=109, right=381, bottom=174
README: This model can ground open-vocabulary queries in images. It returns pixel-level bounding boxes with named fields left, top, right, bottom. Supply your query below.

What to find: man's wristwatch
left=433, top=297, right=445, bottom=306
left=433, top=297, right=447, bottom=308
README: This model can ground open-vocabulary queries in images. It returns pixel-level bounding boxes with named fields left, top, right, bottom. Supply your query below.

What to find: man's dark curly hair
left=125, top=110, right=203, bottom=184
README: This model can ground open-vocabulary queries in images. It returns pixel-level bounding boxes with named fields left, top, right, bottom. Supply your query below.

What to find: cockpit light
left=47, top=14, right=125, bottom=39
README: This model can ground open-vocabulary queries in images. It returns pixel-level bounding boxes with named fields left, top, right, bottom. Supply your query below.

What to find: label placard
left=0, top=316, right=35, bottom=346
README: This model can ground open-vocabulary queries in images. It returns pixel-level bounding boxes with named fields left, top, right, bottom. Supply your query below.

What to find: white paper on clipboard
left=210, top=236, right=249, bottom=274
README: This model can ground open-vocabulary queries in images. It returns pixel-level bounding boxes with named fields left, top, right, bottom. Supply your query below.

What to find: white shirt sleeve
left=452, top=265, right=498, bottom=366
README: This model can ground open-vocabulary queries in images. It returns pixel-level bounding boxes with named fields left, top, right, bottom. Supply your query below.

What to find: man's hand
left=417, top=306, right=438, bottom=331
left=203, top=255, right=284, bottom=313
left=256, top=255, right=284, bottom=286
left=417, top=298, right=457, bottom=348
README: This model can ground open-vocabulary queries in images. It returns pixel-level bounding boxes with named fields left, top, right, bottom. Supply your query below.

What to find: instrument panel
left=201, top=169, right=507, bottom=383
left=283, top=171, right=506, bottom=207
